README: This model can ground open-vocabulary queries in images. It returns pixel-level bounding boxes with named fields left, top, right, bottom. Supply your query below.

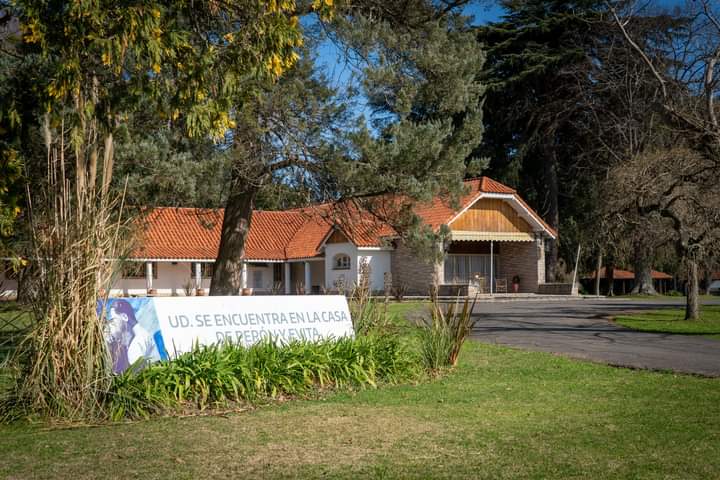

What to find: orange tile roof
left=584, top=268, right=672, bottom=280
left=131, top=177, right=554, bottom=261
left=134, top=208, right=222, bottom=260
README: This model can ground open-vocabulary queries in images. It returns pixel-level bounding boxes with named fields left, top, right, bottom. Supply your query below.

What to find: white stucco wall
left=324, top=242, right=358, bottom=291
left=323, top=243, right=391, bottom=292
left=110, top=261, right=275, bottom=296
left=357, top=249, right=392, bottom=292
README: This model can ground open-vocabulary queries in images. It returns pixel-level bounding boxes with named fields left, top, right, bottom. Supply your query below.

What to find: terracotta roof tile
left=134, top=208, right=222, bottom=260
left=584, top=268, right=672, bottom=280
left=283, top=208, right=335, bottom=259
left=132, top=177, right=554, bottom=261
left=245, top=211, right=308, bottom=260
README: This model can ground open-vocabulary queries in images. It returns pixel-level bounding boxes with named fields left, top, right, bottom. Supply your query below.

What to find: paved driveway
left=471, top=298, right=720, bottom=377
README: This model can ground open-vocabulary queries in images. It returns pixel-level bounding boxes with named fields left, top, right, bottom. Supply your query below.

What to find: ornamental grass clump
left=1, top=119, right=130, bottom=422
left=106, top=335, right=417, bottom=420
left=419, top=295, right=478, bottom=372
left=348, top=259, right=397, bottom=336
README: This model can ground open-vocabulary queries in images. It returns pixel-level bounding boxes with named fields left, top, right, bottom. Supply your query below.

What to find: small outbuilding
left=581, top=268, right=673, bottom=295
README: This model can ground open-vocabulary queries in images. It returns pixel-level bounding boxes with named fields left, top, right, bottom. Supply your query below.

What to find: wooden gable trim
left=326, top=229, right=351, bottom=244
left=447, top=193, right=557, bottom=239
left=450, top=198, right=534, bottom=234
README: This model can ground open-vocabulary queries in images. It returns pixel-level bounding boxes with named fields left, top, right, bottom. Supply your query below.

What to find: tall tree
left=608, top=0, right=720, bottom=318
left=476, top=0, right=606, bottom=281
left=2, top=0, right=320, bottom=418
left=210, top=1, right=486, bottom=294
left=210, top=54, right=352, bottom=294
left=574, top=10, right=688, bottom=295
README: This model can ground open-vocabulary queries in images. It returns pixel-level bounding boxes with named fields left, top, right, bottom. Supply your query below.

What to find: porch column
left=240, top=261, right=248, bottom=289
left=145, top=261, right=153, bottom=293
left=489, top=241, right=494, bottom=295
left=194, top=262, right=201, bottom=289
left=304, top=261, right=311, bottom=294
left=284, top=262, right=291, bottom=294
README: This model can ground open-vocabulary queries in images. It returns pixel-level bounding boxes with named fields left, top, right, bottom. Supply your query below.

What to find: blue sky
left=312, top=0, right=690, bottom=123
left=315, top=1, right=505, bottom=90
left=314, top=0, right=689, bottom=81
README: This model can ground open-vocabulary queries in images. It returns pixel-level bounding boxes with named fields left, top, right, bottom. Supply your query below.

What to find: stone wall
left=496, top=241, right=543, bottom=293
left=537, top=283, right=575, bottom=295
left=390, top=241, right=442, bottom=296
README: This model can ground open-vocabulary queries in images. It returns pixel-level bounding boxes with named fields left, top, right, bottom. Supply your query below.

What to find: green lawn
left=615, top=306, right=720, bottom=340
left=386, top=300, right=430, bottom=324
left=2, top=342, right=719, bottom=479
left=0, top=302, right=31, bottom=367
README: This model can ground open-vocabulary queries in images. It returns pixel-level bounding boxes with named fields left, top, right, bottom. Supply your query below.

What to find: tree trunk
left=630, top=242, right=657, bottom=295
left=606, top=263, right=615, bottom=297
left=685, top=258, right=700, bottom=320
left=210, top=182, right=258, bottom=296
left=594, top=250, right=602, bottom=296
left=544, top=148, right=560, bottom=282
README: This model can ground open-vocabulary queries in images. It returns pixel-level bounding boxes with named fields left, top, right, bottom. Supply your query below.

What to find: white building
left=1, top=177, right=558, bottom=298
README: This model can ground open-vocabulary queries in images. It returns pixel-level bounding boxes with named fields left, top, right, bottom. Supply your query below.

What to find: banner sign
left=98, top=296, right=354, bottom=373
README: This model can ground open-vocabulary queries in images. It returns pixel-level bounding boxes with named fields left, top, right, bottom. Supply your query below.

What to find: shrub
left=418, top=296, right=478, bottom=371
left=350, top=298, right=394, bottom=335
left=418, top=322, right=455, bottom=372
left=106, top=335, right=417, bottom=420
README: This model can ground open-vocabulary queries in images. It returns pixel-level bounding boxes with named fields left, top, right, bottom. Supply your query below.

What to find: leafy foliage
left=112, top=127, right=230, bottom=208
left=0, top=148, right=22, bottom=238
left=327, top=5, right=487, bottom=258
left=106, top=335, right=418, bottom=420
left=14, top=0, right=311, bottom=139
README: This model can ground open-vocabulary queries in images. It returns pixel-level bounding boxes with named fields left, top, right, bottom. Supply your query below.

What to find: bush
left=106, top=335, right=417, bottom=420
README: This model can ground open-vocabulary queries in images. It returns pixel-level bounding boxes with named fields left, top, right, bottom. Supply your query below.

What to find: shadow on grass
left=615, top=306, right=720, bottom=338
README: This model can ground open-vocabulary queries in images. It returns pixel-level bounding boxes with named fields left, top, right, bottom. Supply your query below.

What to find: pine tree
left=477, top=0, right=606, bottom=281
left=209, top=1, right=487, bottom=294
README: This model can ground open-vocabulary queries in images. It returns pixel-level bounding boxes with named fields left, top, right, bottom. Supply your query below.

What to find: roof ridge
left=148, top=206, right=222, bottom=211
left=145, top=176, right=517, bottom=215
left=282, top=208, right=335, bottom=258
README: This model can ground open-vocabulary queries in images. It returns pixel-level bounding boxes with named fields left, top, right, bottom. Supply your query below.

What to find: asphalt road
left=471, top=298, right=720, bottom=377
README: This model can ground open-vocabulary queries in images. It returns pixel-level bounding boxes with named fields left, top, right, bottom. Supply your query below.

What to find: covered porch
left=440, top=231, right=546, bottom=295
left=110, top=257, right=326, bottom=296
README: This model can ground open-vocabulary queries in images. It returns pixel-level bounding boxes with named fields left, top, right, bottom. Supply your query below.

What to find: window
left=252, top=270, right=263, bottom=288
left=333, top=254, right=351, bottom=270
left=122, top=262, right=157, bottom=279
left=443, top=255, right=499, bottom=284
